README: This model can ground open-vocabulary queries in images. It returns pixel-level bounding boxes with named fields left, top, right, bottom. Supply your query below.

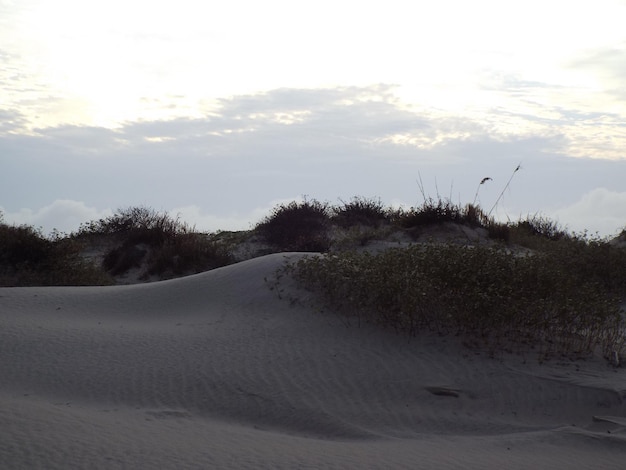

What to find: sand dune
left=2, top=253, right=626, bottom=469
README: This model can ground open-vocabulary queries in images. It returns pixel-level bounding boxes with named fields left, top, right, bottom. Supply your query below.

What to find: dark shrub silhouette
left=255, top=199, right=331, bottom=252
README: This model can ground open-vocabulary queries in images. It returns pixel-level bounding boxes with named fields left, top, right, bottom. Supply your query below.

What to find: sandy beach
left=1, top=252, right=626, bottom=469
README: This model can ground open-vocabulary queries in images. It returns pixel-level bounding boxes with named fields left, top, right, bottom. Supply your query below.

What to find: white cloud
left=1, top=86, right=625, bottom=238
left=550, top=188, right=626, bottom=237
left=168, top=206, right=257, bottom=233
left=2, top=189, right=626, bottom=241
left=4, top=0, right=626, bottom=130
left=170, top=197, right=309, bottom=233
left=0, top=200, right=111, bottom=236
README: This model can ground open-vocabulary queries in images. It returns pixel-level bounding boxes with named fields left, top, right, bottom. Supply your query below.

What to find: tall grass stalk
left=473, top=177, right=492, bottom=206
left=488, top=163, right=521, bottom=217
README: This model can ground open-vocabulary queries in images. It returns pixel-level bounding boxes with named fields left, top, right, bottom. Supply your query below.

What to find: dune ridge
left=2, top=253, right=626, bottom=469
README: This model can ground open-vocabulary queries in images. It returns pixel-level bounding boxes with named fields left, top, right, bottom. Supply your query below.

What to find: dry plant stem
left=417, top=172, right=427, bottom=201
left=473, top=177, right=492, bottom=206
left=488, top=163, right=521, bottom=217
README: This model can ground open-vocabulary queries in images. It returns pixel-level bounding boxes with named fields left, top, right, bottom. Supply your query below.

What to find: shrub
left=486, top=221, right=511, bottom=242
left=394, top=200, right=487, bottom=230
left=143, top=232, right=233, bottom=279
left=391, top=199, right=516, bottom=244
left=288, top=241, right=626, bottom=360
left=102, top=243, right=148, bottom=276
left=542, top=236, right=626, bottom=294
left=79, top=206, right=234, bottom=279
left=0, top=224, right=50, bottom=268
left=332, top=197, right=389, bottom=228
left=0, top=223, right=113, bottom=286
left=255, top=199, right=332, bottom=252
left=513, top=215, right=570, bottom=242
left=78, top=206, right=183, bottom=245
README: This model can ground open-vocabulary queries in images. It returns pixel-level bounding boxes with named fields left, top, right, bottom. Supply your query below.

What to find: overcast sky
left=1, top=0, right=626, bottom=237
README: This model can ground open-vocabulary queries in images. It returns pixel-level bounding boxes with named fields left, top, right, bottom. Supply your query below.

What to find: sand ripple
left=2, top=253, right=626, bottom=469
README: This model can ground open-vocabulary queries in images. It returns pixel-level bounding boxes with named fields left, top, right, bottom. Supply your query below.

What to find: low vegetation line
left=3, top=195, right=626, bottom=364
left=286, top=240, right=626, bottom=361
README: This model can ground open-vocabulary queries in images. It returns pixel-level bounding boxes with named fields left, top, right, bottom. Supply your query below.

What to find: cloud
left=117, top=85, right=431, bottom=155
left=565, top=43, right=626, bottom=110
left=0, top=200, right=112, bottom=236
left=0, top=199, right=296, bottom=237
left=478, top=71, right=565, bottom=98
left=170, top=199, right=299, bottom=233
left=568, top=45, right=626, bottom=85
left=550, top=188, right=626, bottom=237
left=0, top=109, right=28, bottom=134
left=1, top=85, right=625, bottom=236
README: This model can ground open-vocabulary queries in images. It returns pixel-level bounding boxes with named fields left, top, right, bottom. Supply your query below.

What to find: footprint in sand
left=425, top=386, right=461, bottom=398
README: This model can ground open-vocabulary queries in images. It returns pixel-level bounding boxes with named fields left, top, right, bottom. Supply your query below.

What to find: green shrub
left=255, top=199, right=331, bottom=252
left=289, top=241, right=626, bottom=360
left=542, top=236, right=626, bottom=294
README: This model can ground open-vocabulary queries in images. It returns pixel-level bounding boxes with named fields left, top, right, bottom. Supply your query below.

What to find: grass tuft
left=392, top=200, right=506, bottom=241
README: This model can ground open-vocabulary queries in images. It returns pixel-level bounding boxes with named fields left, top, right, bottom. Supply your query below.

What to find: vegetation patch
left=77, top=207, right=233, bottom=280
left=395, top=199, right=484, bottom=229
left=4, top=169, right=625, bottom=366
left=332, top=197, right=390, bottom=228
left=254, top=199, right=332, bottom=252
left=3, top=185, right=626, bottom=372
left=0, top=219, right=113, bottom=286
left=287, top=235, right=626, bottom=361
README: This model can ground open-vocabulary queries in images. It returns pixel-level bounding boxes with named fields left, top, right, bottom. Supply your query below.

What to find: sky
left=1, top=0, right=626, bottom=237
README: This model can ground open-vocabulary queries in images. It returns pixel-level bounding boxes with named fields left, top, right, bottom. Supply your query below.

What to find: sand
left=1, top=253, right=626, bottom=469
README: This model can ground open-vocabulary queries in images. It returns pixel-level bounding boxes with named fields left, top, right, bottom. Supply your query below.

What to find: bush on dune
left=255, top=195, right=513, bottom=251
left=332, top=197, right=390, bottom=228
left=3, top=196, right=626, bottom=365
left=143, top=231, right=233, bottom=278
left=288, top=225, right=626, bottom=362
left=0, top=223, right=50, bottom=267
left=3, top=195, right=626, bottom=366
left=78, top=206, right=233, bottom=279
left=0, top=206, right=234, bottom=285
left=394, top=199, right=484, bottom=229
left=254, top=199, right=332, bottom=252
left=79, top=206, right=184, bottom=245
left=0, top=221, right=112, bottom=286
